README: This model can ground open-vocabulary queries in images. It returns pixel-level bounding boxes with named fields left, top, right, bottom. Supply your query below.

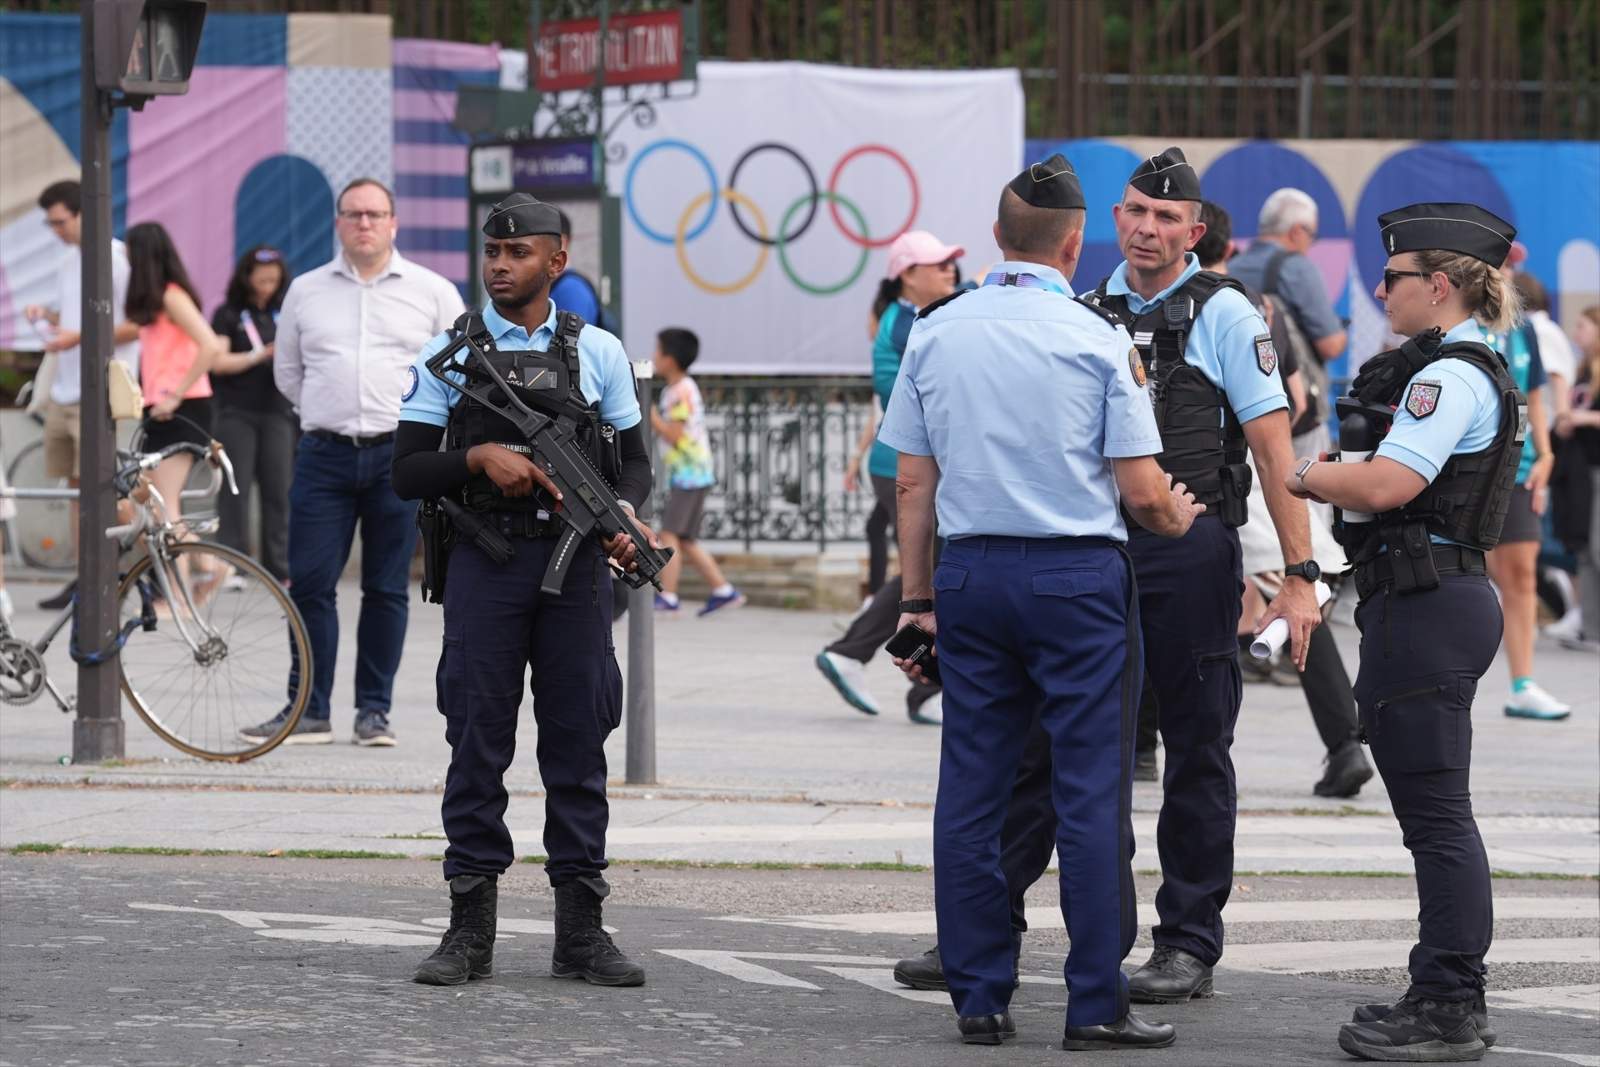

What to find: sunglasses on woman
left=1383, top=268, right=1429, bottom=291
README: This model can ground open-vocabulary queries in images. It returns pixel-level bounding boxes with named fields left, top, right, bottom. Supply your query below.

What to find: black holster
left=418, top=499, right=455, bottom=604
left=1386, top=520, right=1440, bottom=594
left=442, top=498, right=515, bottom=567
left=1216, top=462, right=1253, bottom=528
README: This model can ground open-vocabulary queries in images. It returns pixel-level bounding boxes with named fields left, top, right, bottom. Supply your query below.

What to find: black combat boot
left=1352, top=992, right=1496, bottom=1049
left=413, top=874, right=497, bottom=985
left=1337, top=997, right=1486, bottom=1061
left=551, top=878, right=646, bottom=987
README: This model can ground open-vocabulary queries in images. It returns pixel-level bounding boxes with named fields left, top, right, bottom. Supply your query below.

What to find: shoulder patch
left=402, top=364, right=419, bottom=402
left=1254, top=333, right=1278, bottom=376
left=1129, top=348, right=1148, bottom=388
left=1405, top=379, right=1442, bottom=419
left=915, top=288, right=967, bottom=320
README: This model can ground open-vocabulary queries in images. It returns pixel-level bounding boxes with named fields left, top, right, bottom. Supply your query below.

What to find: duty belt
left=1353, top=543, right=1486, bottom=600
left=307, top=428, right=395, bottom=449
left=483, top=509, right=564, bottom=539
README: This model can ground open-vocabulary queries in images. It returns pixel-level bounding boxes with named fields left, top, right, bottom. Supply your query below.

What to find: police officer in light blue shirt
left=390, top=193, right=655, bottom=993
left=1288, top=202, right=1524, bottom=1062
left=879, top=153, right=1202, bottom=1051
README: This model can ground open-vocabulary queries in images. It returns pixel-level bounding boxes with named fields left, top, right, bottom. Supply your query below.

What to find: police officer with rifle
left=392, top=193, right=666, bottom=989
left=1288, top=202, right=1524, bottom=1063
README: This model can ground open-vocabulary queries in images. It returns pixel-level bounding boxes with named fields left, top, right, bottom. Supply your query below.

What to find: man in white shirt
left=243, top=178, right=464, bottom=748
left=22, top=179, right=139, bottom=610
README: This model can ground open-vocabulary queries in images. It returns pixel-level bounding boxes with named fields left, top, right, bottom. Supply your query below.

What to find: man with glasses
left=21, top=180, right=140, bottom=610
left=241, top=177, right=464, bottom=747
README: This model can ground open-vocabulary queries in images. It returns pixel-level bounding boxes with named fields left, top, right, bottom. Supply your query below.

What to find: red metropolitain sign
left=535, top=9, right=686, bottom=92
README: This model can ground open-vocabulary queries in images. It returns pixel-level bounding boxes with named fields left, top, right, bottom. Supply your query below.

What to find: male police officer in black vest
left=392, top=193, right=656, bottom=988
left=896, top=149, right=1327, bottom=1003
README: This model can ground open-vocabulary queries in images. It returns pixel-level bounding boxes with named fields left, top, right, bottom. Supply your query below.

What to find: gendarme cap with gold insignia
left=1127, top=146, right=1202, bottom=202
left=1007, top=153, right=1085, bottom=210
left=482, top=193, right=562, bottom=239
left=1376, top=202, right=1517, bottom=268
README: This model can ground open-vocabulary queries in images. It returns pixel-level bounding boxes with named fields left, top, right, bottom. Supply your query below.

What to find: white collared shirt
left=273, top=249, right=464, bottom=436
left=52, top=238, right=140, bottom=405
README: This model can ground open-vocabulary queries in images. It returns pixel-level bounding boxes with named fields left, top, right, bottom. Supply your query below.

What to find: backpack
left=1262, top=248, right=1326, bottom=436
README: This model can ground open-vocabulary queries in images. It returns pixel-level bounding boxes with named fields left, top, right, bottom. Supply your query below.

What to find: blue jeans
left=287, top=434, right=417, bottom=722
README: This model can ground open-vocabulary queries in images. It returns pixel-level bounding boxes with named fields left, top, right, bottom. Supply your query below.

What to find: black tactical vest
left=1081, top=271, right=1250, bottom=512
left=443, top=309, right=613, bottom=513
left=1353, top=341, right=1526, bottom=563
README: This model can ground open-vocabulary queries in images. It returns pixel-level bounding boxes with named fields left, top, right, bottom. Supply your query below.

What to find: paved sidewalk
left=1, top=579, right=1596, bottom=872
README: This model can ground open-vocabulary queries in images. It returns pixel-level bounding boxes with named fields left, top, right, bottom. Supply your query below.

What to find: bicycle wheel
left=117, top=541, right=311, bottom=761
left=7, top=439, right=76, bottom=570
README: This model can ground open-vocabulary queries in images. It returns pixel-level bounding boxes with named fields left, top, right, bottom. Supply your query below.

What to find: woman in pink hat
left=825, top=229, right=964, bottom=724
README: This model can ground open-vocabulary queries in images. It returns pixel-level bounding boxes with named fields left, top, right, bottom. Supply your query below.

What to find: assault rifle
left=424, top=331, right=672, bottom=596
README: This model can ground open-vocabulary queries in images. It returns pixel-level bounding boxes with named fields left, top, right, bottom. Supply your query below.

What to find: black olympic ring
left=727, top=142, right=820, bottom=248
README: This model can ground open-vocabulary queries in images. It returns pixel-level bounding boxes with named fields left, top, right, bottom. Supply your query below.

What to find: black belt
left=307, top=429, right=395, bottom=449
left=483, top=510, right=564, bottom=539
left=1354, top=543, right=1486, bottom=600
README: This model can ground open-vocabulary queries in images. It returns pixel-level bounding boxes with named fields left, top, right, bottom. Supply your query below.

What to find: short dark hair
left=657, top=327, right=700, bottom=371
left=336, top=177, right=394, bottom=214
left=1192, top=200, right=1232, bottom=268
left=1512, top=270, right=1549, bottom=313
left=995, top=186, right=1084, bottom=258
left=38, top=180, right=81, bottom=215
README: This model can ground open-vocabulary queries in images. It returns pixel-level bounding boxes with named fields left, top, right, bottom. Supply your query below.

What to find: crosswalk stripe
left=1219, top=937, right=1598, bottom=974
left=1488, top=984, right=1600, bottom=1017
left=716, top=896, right=1597, bottom=935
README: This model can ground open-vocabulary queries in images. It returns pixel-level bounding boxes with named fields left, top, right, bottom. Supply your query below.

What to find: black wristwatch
left=1284, top=560, right=1322, bottom=582
left=898, top=598, right=934, bottom=614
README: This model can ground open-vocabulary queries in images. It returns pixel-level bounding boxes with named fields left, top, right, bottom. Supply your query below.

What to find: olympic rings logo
left=623, top=139, right=921, bottom=296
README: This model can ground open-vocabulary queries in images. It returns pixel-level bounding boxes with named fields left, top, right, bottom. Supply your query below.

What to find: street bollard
left=625, top=361, right=657, bottom=785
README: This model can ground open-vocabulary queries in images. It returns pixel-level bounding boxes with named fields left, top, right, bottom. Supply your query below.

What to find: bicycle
left=0, top=439, right=312, bottom=761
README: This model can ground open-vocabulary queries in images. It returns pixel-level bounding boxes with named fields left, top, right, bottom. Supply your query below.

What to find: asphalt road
left=2, top=853, right=1595, bottom=1067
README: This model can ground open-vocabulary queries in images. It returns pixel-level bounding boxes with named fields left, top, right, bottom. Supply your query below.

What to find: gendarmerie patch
left=1129, top=348, right=1147, bottom=388
left=1405, top=380, right=1443, bottom=419
left=1255, top=334, right=1278, bottom=376
left=402, top=365, right=419, bottom=402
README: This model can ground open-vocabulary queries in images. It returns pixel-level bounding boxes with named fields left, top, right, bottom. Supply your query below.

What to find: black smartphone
left=886, top=622, right=940, bottom=685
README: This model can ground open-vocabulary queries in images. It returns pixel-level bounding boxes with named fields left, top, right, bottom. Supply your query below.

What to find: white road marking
left=715, top=896, right=1597, bottom=935
left=654, top=950, right=902, bottom=990
left=1487, top=984, right=1600, bottom=1017
left=813, top=966, right=950, bottom=1005
left=1220, top=938, right=1599, bottom=975
left=1489, top=1048, right=1600, bottom=1066
left=128, top=903, right=610, bottom=946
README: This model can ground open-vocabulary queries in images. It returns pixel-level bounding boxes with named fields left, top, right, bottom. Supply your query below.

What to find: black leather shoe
left=1127, top=945, right=1214, bottom=1004
left=892, top=939, right=1021, bottom=993
left=1337, top=999, right=1486, bottom=1061
left=1352, top=993, right=1496, bottom=1049
left=958, top=1012, right=1016, bottom=1046
left=906, top=681, right=941, bottom=725
left=1133, top=749, right=1158, bottom=782
left=1314, top=740, right=1375, bottom=798
left=1062, top=1011, right=1176, bottom=1050
left=37, top=579, right=77, bottom=611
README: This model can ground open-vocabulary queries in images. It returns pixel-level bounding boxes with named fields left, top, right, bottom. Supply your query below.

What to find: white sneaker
left=0, top=588, right=12, bottom=625
left=1504, top=682, right=1571, bottom=721
left=1543, top=610, right=1583, bottom=642
left=814, top=650, right=881, bottom=716
left=221, top=574, right=248, bottom=593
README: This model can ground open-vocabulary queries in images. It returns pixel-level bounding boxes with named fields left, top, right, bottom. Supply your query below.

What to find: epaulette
left=916, top=288, right=968, bottom=320
left=1072, top=295, right=1123, bottom=331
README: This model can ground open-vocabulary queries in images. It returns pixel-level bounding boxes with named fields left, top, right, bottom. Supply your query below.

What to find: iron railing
left=651, top=376, right=877, bottom=550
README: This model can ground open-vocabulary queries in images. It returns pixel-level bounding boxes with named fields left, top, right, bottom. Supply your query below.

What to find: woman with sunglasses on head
left=1287, top=203, right=1524, bottom=1063
left=209, top=246, right=296, bottom=582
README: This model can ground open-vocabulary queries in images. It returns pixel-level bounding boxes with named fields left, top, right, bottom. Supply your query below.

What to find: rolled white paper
left=1251, top=580, right=1333, bottom=660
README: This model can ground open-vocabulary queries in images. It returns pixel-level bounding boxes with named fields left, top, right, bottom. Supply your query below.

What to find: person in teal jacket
left=822, top=230, right=964, bottom=723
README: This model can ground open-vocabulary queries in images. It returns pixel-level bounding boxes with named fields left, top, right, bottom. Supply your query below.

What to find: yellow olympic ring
left=675, top=189, right=770, bottom=296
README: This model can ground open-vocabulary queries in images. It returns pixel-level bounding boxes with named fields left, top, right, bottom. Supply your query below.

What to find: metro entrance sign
left=534, top=8, right=692, bottom=91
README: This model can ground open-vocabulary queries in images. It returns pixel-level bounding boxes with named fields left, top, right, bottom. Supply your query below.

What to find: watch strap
left=898, top=598, right=934, bottom=614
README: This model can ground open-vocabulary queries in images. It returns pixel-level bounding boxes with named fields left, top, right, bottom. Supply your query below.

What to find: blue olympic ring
left=625, top=140, right=719, bottom=245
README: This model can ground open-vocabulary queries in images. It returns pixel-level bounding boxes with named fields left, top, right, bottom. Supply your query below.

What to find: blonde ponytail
left=1413, top=248, right=1523, bottom=335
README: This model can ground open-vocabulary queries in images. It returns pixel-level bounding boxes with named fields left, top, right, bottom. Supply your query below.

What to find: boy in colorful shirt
left=649, top=328, right=744, bottom=615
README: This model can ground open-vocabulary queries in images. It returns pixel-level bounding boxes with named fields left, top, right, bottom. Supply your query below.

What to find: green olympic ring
left=775, top=191, right=870, bottom=296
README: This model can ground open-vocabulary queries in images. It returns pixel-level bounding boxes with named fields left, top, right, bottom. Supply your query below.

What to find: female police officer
left=1287, top=202, right=1523, bottom=1063
left=392, top=193, right=657, bottom=989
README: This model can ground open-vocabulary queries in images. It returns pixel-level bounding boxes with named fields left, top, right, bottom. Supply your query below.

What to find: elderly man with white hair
left=1232, top=188, right=1348, bottom=363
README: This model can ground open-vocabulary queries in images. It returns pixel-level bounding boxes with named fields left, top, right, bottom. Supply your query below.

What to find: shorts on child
left=661, top=486, right=709, bottom=539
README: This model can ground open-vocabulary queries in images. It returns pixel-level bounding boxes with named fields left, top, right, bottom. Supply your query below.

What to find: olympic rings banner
left=605, top=62, right=1023, bottom=374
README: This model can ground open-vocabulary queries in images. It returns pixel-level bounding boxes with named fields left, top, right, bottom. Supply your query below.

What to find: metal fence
left=652, top=376, right=877, bottom=550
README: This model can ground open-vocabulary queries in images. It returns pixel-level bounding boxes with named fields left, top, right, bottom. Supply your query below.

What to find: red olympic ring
left=826, top=145, right=920, bottom=249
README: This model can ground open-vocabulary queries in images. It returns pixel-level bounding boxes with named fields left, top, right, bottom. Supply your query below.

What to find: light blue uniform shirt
left=1375, top=317, right=1502, bottom=484
left=1103, top=253, right=1288, bottom=426
left=876, top=261, right=1162, bottom=540
left=400, top=301, right=641, bottom=431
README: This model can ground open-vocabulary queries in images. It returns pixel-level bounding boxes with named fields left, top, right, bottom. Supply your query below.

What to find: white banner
left=605, top=62, right=1024, bottom=375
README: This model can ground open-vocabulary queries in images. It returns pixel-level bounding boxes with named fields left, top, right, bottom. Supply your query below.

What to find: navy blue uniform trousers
left=992, top=516, right=1244, bottom=966
left=437, top=534, right=623, bottom=884
left=1353, top=573, right=1499, bottom=1000
left=932, top=536, right=1140, bottom=1027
